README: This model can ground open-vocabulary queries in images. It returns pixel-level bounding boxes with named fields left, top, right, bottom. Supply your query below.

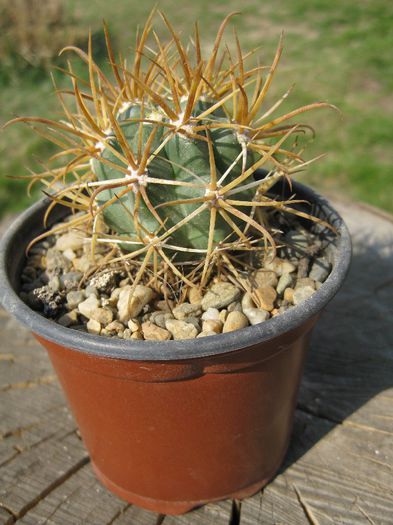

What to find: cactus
left=6, top=10, right=335, bottom=291
left=91, top=99, right=257, bottom=257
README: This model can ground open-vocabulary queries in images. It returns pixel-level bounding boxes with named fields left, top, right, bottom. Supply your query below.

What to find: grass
left=0, top=0, right=392, bottom=216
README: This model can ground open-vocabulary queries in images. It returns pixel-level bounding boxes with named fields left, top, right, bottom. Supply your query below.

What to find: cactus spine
left=7, top=10, right=335, bottom=290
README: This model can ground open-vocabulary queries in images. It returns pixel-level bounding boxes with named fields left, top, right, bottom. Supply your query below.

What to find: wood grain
left=1, top=199, right=392, bottom=524
left=240, top=201, right=393, bottom=524
left=163, top=501, right=233, bottom=525
left=241, top=410, right=393, bottom=524
left=16, top=464, right=129, bottom=525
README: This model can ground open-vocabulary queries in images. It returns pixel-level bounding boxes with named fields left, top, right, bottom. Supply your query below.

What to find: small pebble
left=155, top=299, right=174, bottom=312
left=284, top=288, right=294, bottom=303
left=78, top=295, right=99, bottom=319
left=60, top=272, right=83, bottom=291
left=197, top=330, right=217, bottom=338
left=201, top=308, right=220, bottom=321
left=121, top=328, right=131, bottom=339
left=45, top=248, right=71, bottom=274
left=105, top=321, right=125, bottom=335
left=297, top=257, right=310, bottom=278
left=227, top=301, right=242, bottom=313
left=202, top=319, right=223, bottom=334
left=117, top=285, right=155, bottom=322
left=48, top=276, right=61, bottom=292
left=278, top=305, right=289, bottom=314
left=149, top=311, right=174, bottom=329
left=309, top=258, right=331, bottom=282
left=188, top=287, right=203, bottom=304
left=85, top=285, right=98, bottom=297
left=142, top=321, right=171, bottom=341
left=244, top=308, right=269, bottom=325
left=276, top=273, right=293, bottom=295
left=219, top=309, right=228, bottom=323
left=172, top=302, right=202, bottom=321
left=293, top=286, right=315, bottom=305
left=265, top=257, right=296, bottom=276
left=183, top=317, right=201, bottom=330
left=56, top=231, right=85, bottom=252
left=90, top=308, right=113, bottom=325
left=223, top=311, right=249, bottom=333
left=63, top=248, right=76, bottom=261
left=66, top=290, right=85, bottom=310
left=253, top=270, right=278, bottom=288
left=58, top=310, right=79, bottom=327
left=128, top=319, right=141, bottom=332
left=73, top=255, right=92, bottom=273
left=254, top=286, right=277, bottom=312
left=296, top=278, right=316, bottom=290
left=87, top=319, right=101, bottom=335
left=165, top=319, right=198, bottom=340
left=241, top=292, right=256, bottom=311
left=201, top=282, right=241, bottom=310
left=131, top=331, right=144, bottom=340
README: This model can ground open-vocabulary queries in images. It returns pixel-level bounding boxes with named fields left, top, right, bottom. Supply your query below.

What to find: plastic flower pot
left=0, top=181, right=351, bottom=515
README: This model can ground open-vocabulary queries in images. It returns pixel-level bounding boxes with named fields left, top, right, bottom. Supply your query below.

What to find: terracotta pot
left=0, top=181, right=351, bottom=515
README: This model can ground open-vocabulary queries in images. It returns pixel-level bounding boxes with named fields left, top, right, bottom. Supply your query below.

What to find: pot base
left=91, top=461, right=274, bottom=515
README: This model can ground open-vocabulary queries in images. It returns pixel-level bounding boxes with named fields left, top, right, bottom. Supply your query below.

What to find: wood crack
left=0, top=403, right=69, bottom=441
left=298, top=403, right=393, bottom=436
left=0, top=502, right=18, bottom=524
left=103, top=504, right=132, bottom=525
left=0, top=374, right=57, bottom=393
left=229, top=499, right=241, bottom=525
left=4, top=455, right=90, bottom=523
left=343, top=420, right=393, bottom=436
left=0, top=450, right=21, bottom=469
left=0, top=427, right=78, bottom=470
left=296, top=404, right=342, bottom=425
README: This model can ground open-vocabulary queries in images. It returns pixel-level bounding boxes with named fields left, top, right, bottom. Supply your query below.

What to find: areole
left=0, top=180, right=351, bottom=514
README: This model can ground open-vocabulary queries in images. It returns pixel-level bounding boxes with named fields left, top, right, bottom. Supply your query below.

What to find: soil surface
left=19, top=213, right=335, bottom=341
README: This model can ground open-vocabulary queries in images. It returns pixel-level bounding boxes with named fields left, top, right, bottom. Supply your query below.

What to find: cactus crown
left=7, top=10, right=335, bottom=296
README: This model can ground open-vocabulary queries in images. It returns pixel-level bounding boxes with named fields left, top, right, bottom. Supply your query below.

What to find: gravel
left=19, top=217, right=334, bottom=340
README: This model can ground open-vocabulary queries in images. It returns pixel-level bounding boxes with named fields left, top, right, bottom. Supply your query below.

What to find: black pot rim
left=0, top=182, right=351, bottom=361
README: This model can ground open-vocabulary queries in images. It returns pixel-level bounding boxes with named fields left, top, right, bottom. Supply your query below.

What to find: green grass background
left=0, top=0, right=392, bottom=216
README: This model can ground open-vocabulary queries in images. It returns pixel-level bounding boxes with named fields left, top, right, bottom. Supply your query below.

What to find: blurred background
left=0, top=0, right=392, bottom=217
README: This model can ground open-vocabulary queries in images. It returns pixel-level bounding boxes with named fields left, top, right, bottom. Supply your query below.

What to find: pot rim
left=0, top=182, right=351, bottom=361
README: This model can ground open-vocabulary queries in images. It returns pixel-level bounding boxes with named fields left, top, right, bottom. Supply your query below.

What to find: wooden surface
left=1, top=199, right=392, bottom=525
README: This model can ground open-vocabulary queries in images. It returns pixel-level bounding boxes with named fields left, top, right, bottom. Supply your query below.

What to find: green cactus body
left=92, top=99, right=257, bottom=259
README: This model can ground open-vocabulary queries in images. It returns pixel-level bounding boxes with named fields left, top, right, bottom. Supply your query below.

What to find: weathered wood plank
left=0, top=430, right=88, bottom=522
left=0, top=310, right=68, bottom=444
left=0, top=403, right=74, bottom=468
left=240, top=409, right=393, bottom=524
left=0, top=507, right=14, bottom=525
left=110, top=506, right=162, bottom=524
left=107, top=498, right=233, bottom=524
left=17, top=464, right=130, bottom=525
left=163, top=501, right=232, bottom=525
left=240, top=203, right=393, bottom=524
left=298, top=200, right=393, bottom=428
left=0, top=309, right=80, bottom=506
left=0, top=309, right=54, bottom=391
left=1, top=201, right=393, bottom=524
